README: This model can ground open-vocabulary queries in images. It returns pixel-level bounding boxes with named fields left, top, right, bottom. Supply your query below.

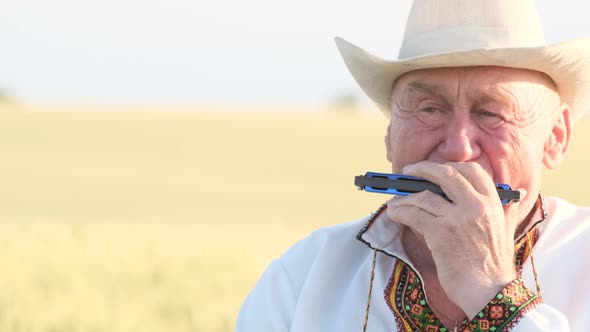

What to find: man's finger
left=389, top=190, right=450, bottom=217
left=386, top=204, right=435, bottom=235
left=444, top=162, right=497, bottom=198
left=386, top=191, right=448, bottom=234
left=403, top=161, right=479, bottom=204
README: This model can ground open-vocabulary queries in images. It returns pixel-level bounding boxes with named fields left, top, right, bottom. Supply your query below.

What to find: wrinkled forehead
left=391, top=66, right=559, bottom=102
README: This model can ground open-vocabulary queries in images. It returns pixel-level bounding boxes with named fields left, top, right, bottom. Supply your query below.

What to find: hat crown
left=399, top=0, right=545, bottom=59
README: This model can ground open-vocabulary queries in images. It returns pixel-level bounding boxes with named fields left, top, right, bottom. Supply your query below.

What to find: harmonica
left=354, top=171, right=520, bottom=205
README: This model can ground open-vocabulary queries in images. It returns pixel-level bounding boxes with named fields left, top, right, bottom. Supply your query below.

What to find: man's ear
left=543, top=106, right=571, bottom=170
left=385, top=123, right=393, bottom=162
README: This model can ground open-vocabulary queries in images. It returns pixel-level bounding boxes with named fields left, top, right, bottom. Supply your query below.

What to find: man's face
left=386, top=66, right=569, bottom=219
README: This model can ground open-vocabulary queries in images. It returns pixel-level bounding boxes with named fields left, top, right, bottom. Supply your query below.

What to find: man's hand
left=385, top=160, right=526, bottom=319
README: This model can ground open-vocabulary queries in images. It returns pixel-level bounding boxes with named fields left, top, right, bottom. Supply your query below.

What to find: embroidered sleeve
left=462, top=279, right=542, bottom=332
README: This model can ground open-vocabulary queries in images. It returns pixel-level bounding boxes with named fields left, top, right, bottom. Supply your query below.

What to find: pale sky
left=1, top=0, right=590, bottom=106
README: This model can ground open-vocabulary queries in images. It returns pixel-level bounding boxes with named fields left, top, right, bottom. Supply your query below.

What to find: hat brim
left=335, top=36, right=590, bottom=122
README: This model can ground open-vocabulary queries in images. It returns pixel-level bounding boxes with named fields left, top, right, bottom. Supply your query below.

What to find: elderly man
left=237, top=0, right=590, bottom=331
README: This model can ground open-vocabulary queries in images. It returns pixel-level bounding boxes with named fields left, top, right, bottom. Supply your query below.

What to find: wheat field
left=0, top=104, right=588, bottom=332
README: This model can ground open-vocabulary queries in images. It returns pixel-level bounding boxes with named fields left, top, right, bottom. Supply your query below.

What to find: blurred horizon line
left=0, top=100, right=383, bottom=115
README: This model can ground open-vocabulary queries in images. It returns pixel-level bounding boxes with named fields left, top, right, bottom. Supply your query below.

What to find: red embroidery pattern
left=384, top=225, right=541, bottom=332
left=514, top=227, right=540, bottom=276
left=384, top=260, right=415, bottom=331
left=460, top=279, right=541, bottom=332
left=385, top=260, right=468, bottom=332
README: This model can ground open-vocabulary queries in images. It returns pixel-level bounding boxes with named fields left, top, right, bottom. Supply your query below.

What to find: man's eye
left=415, top=106, right=446, bottom=126
left=477, top=111, right=505, bottom=127
left=481, top=111, right=499, bottom=117
left=420, top=107, right=439, bottom=113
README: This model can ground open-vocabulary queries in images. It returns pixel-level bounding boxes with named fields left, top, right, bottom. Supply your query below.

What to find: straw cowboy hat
left=335, top=0, right=590, bottom=121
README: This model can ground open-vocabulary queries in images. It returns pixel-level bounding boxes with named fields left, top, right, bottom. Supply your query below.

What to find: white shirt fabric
left=237, top=197, right=590, bottom=331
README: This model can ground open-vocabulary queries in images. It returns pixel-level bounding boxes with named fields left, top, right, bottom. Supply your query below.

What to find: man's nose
left=437, top=115, right=481, bottom=162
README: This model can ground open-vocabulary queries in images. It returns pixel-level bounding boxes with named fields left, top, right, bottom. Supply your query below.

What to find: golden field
left=0, top=104, right=588, bottom=332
